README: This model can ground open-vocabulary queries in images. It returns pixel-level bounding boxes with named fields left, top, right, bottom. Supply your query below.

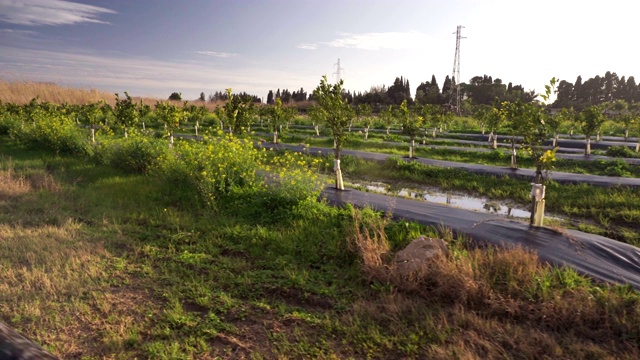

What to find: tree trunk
left=91, top=127, right=95, bottom=143
left=273, top=131, right=278, bottom=144
left=315, top=125, right=319, bottom=136
left=170, top=131, right=174, bottom=148
left=364, top=126, right=369, bottom=140
left=432, top=127, right=437, bottom=138
left=481, top=124, right=485, bottom=135
left=386, top=127, right=390, bottom=136
left=570, top=128, right=574, bottom=138
left=552, top=133, right=558, bottom=148
left=410, top=139, right=415, bottom=158
left=219, top=120, right=223, bottom=130
left=625, top=129, right=629, bottom=141
left=334, top=148, right=344, bottom=190
left=492, top=134, right=498, bottom=150
left=510, top=140, right=517, bottom=169
left=585, top=137, right=591, bottom=155
left=596, top=132, right=601, bottom=142
left=530, top=164, right=545, bottom=227
left=488, top=131, right=493, bottom=143
left=124, top=127, right=128, bottom=138
left=195, top=123, right=199, bottom=136
left=142, top=121, right=146, bottom=131
left=636, top=142, right=639, bottom=153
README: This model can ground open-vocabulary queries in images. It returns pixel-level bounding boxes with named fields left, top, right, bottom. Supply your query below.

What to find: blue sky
left=1, top=0, right=638, bottom=101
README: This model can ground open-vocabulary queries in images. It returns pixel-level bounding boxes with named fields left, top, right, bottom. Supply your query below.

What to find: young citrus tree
left=380, top=105, right=394, bottom=136
left=397, top=100, right=423, bottom=158
left=486, top=104, right=504, bottom=149
left=472, top=104, right=493, bottom=135
left=312, top=75, right=354, bottom=190
left=630, top=102, right=640, bottom=152
left=138, top=100, right=151, bottom=131
left=223, top=89, right=254, bottom=135
left=354, top=103, right=372, bottom=137
left=609, top=100, right=634, bottom=141
left=268, top=98, right=285, bottom=144
left=79, top=102, right=102, bottom=143
left=155, top=101, right=184, bottom=147
left=579, top=105, right=606, bottom=155
left=113, top=92, right=139, bottom=138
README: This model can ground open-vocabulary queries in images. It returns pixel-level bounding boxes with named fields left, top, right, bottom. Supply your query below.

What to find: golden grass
left=349, top=210, right=640, bottom=358
left=0, top=167, right=161, bottom=358
left=0, top=80, right=226, bottom=111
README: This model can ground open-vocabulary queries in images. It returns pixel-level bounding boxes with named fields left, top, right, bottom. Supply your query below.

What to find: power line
left=451, top=25, right=466, bottom=115
left=333, top=58, right=344, bottom=83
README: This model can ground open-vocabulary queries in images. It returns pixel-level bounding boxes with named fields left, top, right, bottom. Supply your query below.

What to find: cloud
left=196, top=51, right=238, bottom=58
left=0, top=28, right=36, bottom=34
left=322, top=31, right=431, bottom=51
left=0, top=0, right=116, bottom=26
left=0, top=46, right=315, bottom=99
left=296, top=43, right=318, bottom=50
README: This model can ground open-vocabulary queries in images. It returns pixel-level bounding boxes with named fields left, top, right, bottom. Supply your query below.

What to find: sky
left=0, top=0, right=639, bottom=102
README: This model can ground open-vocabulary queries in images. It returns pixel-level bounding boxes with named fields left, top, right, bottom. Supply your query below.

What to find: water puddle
left=350, top=181, right=562, bottom=220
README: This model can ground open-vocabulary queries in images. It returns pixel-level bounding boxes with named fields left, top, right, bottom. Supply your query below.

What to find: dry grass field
left=0, top=80, right=224, bottom=110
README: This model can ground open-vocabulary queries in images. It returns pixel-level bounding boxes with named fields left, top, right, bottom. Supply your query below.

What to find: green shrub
left=93, top=136, right=168, bottom=174
left=606, top=145, right=638, bottom=158
left=11, top=111, right=92, bottom=156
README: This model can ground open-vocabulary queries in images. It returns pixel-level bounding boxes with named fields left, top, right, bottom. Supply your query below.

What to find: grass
left=1, top=137, right=640, bottom=359
left=291, top=136, right=640, bottom=178
left=311, top=154, right=640, bottom=246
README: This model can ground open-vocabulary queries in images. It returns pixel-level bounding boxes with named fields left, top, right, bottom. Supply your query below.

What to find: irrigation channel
left=257, top=142, right=640, bottom=290
left=349, top=181, right=564, bottom=220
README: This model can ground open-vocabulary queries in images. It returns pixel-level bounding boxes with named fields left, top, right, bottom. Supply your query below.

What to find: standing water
left=350, top=181, right=562, bottom=220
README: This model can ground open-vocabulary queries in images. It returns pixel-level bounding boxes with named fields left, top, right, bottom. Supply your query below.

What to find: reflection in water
left=352, top=181, right=560, bottom=220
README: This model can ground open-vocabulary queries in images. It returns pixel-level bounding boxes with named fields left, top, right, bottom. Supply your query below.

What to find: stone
left=393, top=236, right=449, bottom=275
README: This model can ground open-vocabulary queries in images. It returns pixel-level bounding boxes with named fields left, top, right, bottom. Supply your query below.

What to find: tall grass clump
left=349, top=211, right=640, bottom=356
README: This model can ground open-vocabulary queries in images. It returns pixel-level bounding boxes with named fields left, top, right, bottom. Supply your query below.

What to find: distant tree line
left=553, top=71, right=640, bottom=110
left=185, top=70, right=639, bottom=114
left=208, top=90, right=261, bottom=103
left=266, top=88, right=308, bottom=104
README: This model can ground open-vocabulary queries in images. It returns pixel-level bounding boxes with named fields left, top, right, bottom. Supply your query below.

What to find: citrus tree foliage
left=113, top=92, right=139, bottom=138
left=579, top=105, right=606, bottom=155
left=396, top=100, right=424, bottom=158
left=267, top=98, right=286, bottom=143
left=138, top=101, right=152, bottom=130
left=223, top=88, right=254, bottom=135
left=631, top=102, right=640, bottom=152
left=155, top=101, right=184, bottom=147
left=79, top=103, right=103, bottom=143
left=608, top=100, right=635, bottom=140
left=379, top=105, right=394, bottom=135
left=9, top=100, right=90, bottom=155
left=472, top=104, right=493, bottom=135
left=312, top=75, right=354, bottom=190
left=502, top=100, right=549, bottom=172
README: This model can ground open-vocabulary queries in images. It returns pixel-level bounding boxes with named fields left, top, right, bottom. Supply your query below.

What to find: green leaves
left=397, top=100, right=423, bottom=139
left=113, top=92, right=139, bottom=135
left=155, top=101, right=184, bottom=130
left=312, top=75, right=354, bottom=156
